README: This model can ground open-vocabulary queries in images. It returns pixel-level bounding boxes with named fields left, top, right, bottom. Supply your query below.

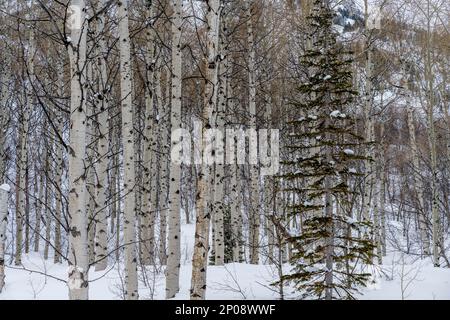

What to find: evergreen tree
left=277, top=0, right=374, bottom=300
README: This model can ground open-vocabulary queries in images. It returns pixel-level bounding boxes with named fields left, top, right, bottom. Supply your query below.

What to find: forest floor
left=1, top=222, right=449, bottom=300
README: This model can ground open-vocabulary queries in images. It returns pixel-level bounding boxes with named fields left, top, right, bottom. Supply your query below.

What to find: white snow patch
left=344, top=149, right=355, bottom=155
left=0, top=184, right=10, bottom=192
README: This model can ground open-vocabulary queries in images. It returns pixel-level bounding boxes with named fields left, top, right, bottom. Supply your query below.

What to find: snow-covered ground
left=1, top=223, right=449, bottom=300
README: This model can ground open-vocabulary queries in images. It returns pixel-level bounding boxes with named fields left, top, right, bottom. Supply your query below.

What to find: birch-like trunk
left=54, top=58, right=64, bottom=264
left=191, top=0, right=221, bottom=300
left=228, top=80, right=243, bottom=263
left=140, top=2, right=156, bottom=266
left=0, top=184, right=10, bottom=293
left=406, top=100, right=429, bottom=255
left=93, top=0, right=110, bottom=271
left=423, top=2, right=440, bottom=266
left=213, top=27, right=227, bottom=266
left=166, top=0, right=183, bottom=299
left=15, top=27, right=35, bottom=266
left=246, top=2, right=260, bottom=265
left=118, top=0, right=138, bottom=299
left=43, top=151, right=51, bottom=260
left=157, top=66, right=169, bottom=265
left=67, top=0, right=89, bottom=300
left=33, top=167, right=43, bottom=252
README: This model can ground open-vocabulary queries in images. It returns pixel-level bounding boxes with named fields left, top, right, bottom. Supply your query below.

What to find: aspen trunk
left=93, top=0, right=110, bottom=271
left=0, top=184, right=10, bottom=293
left=158, top=66, right=169, bottom=265
left=43, top=152, right=51, bottom=260
left=191, top=0, right=221, bottom=300
left=33, top=167, right=43, bottom=252
left=54, top=58, right=64, bottom=264
left=166, top=0, right=183, bottom=299
left=15, top=27, right=35, bottom=265
left=406, top=102, right=430, bottom=255
left=213, top=30, right=227, bottom=266
left=140, top=2, right=156, bottom=266
left=67, top=0, right=89, bottom=300
left=118, top=0, right=138, bottom=299
left=246, top=3, right=260, bottom=265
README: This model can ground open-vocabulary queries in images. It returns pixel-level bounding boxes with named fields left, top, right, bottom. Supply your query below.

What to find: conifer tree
left=277, top=0, right=374, bottom=300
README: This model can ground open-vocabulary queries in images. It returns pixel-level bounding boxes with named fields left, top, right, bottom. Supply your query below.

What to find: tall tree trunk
left=15, top=27, right=35, bottom=265
left=67, top=0, right=89, bottom=300
left=166, top=0, right=183, bottom=299
left=158, top=66, right=169, bottom=265
left=406, top=100, right=430, bottom=255
left=54, top=58, right=65, bottom=264
left=246, top=2, right=260, bottom=265
left=140, top=2, right=156, bottom=266
left=33, top=166, right=43, bottom=252
left=191, top=0, right=221, bottom=300
left=93, top=0, right=110, bottom=271
left=43, top=151, right=51, bottom=260
left=118, top=0, right=138, bottom=299
left=0, top=184, right=10, bottom=293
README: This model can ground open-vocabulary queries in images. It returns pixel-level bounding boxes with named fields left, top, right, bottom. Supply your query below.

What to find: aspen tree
left=166, top=0, right=183, bottom=299
left=191, top=0, right=221, bottom=300
left=0, top=183, right=10, bottom=293
left=118, top=0, right=139, bottom=299
left=93, top=0, right=110, bottom=271
left=43, top=149, right=51, bottom=260
left=54, top=58, right=65, bottom=264
left=404, top=76, right=430, bottom=256
left=158, top=65, right=169, bottom=265
left=423, top=0, right=440, bottom=267
left=33, top=166, right=43, bottom=252
left=213, top=50, right=226, bottom=266
left=15, top=25, right=35, bottom=266
left=86, top=60, right=97, bottom=265
left=141, top=1, right=156, bottom=266
left=67, top=0, right=89, bottom=300
left=228, top=75, right=243, bottom=263
left=245, top=1, right=260, bottom=265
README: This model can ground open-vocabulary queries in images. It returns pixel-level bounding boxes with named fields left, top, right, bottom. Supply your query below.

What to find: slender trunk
left=191, top=0, right=221, bottom=300
left=15, top=27, right=35, bottom=265
left=166, top=0, right=183, bottom=299
left=33, top=167, right=42, bottom=252
left=118, top=0, right=138, bottom=299
left=93, top=0, right=110, bottom=271
left=43, top=152, right=51, bottom=260
left=246, top=3, right=260, bottom=265
left=406, top=101, right=430, bottom=255
left=158, top=66, right=169, bottom=265
left=54, top=59, right=64, bottom=264
left=67, top=0, right=89, bottom=300
left=0, top=184, right=10, bottom=293
left=141, top=2, right=156, bottom=266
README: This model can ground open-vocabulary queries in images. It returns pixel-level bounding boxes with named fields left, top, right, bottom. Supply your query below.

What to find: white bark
left=213, top=48, right=226, bottom=266
left=191, top=0, right=221, bottom=300
left=93, top=0, right=110, bottom=271
left=15, top=26, right=35, bottom=266
left=246, top=2, right=260, bottom=265
left=67, top=0, right=89, bottom=300
left=166, top=0, right=183, bottom=299
left=0, top=184, right=10, bottom=293
left=54, top=58, right=64, bottom=264
left=118, top=0, right=138, bottom=299
left=158, top=66, right=169, bottom=265
left=140, top=2, right=156, bottom=266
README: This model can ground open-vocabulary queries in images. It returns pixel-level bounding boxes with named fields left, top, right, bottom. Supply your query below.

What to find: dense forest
left=0, top=0, right=448, bottom=300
